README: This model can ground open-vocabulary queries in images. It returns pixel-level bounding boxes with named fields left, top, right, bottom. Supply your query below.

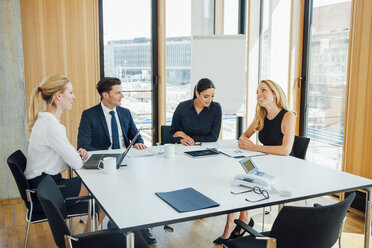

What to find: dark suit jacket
left=77, top=104, right=144, bottom=151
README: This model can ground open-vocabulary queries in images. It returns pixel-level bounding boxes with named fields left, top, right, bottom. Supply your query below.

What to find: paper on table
left=127, top=148, right=156, bottom=157
left=218, top=148, right=264, bottom=158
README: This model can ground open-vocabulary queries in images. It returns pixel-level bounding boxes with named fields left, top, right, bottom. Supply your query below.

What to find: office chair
left=161, top=125, right=175, bottom=145
left=7, top=150, right=93, bottom=248
left=36, top=175, right=148, bottom=248
left=291, top=136, right=311, bottom=160
left=224, top=192, right=355, bottom=248
left=261, top=135, right=311, bottom=229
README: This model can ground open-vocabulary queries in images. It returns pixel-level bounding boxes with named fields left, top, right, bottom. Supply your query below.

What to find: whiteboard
left=191, top=35, right=246, bottom=114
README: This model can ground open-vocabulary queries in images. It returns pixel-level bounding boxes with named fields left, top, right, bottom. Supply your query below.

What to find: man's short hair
left=96, top=77, right=121, bottom=99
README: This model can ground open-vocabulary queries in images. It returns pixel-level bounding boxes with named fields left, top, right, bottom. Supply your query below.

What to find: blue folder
left=155, top=187, right=220, bottom=213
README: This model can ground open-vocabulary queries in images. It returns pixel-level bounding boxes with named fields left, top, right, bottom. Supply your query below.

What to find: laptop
left=239, top=157, right=277, bottom=181
left=83, top=131, right=141, bottom=169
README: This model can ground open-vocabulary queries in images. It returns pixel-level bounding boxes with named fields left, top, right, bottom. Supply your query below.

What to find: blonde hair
left=254, top=80, right=290, bottom=132
left=26, top=74, right=71, bottom=136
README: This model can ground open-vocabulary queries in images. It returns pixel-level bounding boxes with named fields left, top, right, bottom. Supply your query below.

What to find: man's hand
left=180, top=137, right=195, bottom=146
left=134, top=143, right=147, bottom=150
left=78, top=148, right=88, bottom=161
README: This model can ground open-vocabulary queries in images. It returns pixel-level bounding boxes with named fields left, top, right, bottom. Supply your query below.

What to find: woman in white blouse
left=25, top=74, right=91, bottom=216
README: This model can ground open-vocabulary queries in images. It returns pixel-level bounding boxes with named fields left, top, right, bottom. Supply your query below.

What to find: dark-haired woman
left=170, top=78, right=222, bottom=146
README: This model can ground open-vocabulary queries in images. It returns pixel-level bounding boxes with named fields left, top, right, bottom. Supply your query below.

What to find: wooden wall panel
left=342, top=1, right=372, bottom=178
left=20, top=0, right=100, bottom=147
left=158, top=0, right=166, bottom=139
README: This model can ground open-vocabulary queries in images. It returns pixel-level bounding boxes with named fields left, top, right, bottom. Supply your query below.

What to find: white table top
left=76, top=140, right=372, bottom=232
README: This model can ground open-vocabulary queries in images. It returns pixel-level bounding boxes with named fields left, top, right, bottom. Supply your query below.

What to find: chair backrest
left=36, top=176, right=70, bottom=248
left=270, top=192, right=355, bottom=248
left=7, top=150, right=30, bottom=205
left=291, top=136, right=310, bottom=159
left=161, top=125, right=175, bottom=145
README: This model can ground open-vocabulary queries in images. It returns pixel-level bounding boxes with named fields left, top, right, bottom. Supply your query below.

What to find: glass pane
left=102, top=0, right=152, bottom=146
left=305, top=0, right=351, bottom=170
left=259, top=0, right=291, bottom=93
left=224, top=0, right=239, bottom=35
left=165, top=0, right=191, bottom=125
left=223, top=0, right=239, bottom=140
left=165, top=0, right=214, bottom=120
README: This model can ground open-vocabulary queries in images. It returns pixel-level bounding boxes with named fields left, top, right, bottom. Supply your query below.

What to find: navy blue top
left=170, top=99, right=222, bottom=142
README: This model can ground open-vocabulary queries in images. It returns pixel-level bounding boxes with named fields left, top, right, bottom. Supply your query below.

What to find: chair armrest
left=256, top=237, right=277, bottom=248
left=65, top=195, right=94, bottom=202
left=66, top=229, right=126, bottom=247
left=234, top=219, right=265, bottom=238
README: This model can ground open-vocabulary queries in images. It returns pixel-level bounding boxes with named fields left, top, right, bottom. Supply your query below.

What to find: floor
left=0, top=196, right=367, bottom=248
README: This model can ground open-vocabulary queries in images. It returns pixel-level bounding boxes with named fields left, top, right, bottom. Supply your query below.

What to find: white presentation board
left=191, top=35, right=246, bottom=114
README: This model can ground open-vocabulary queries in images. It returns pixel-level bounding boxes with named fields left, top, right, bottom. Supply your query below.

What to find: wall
left=0, top=0, right=28, bottom=200
left=342, top=0, right=372, bottom=178
left=20, top=0, right=100, bottom=148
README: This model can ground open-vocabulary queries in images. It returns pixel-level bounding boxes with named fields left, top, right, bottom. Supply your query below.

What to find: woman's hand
left=78, top=148, right=88, bottom=161
left=238, top=137, right=256, bottom=151
left=180, top=137, right=195, bottom=146
left=173, top=131, right=187, bottom=139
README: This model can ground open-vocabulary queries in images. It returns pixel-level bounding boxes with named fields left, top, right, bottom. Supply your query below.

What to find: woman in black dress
left=214, top=79, right=296, bottom=244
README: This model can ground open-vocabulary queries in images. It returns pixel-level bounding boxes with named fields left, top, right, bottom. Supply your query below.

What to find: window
left=303, top=0, right=351, bottom=170
left=102, top=0, right=153, bottom=146
left=258, top=0, right=291, bottom=94
left=165, top=0, right=214, bottom=122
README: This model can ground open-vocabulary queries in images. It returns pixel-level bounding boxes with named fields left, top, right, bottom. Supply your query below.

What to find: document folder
left=155, top=187, right=220, bottom=213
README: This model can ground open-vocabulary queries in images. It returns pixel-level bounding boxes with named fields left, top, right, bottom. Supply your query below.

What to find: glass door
left=301, top=0, right=351, bottom=170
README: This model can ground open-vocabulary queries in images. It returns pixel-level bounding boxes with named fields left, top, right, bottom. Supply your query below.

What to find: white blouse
left=25, top=112, right=83, bottom=180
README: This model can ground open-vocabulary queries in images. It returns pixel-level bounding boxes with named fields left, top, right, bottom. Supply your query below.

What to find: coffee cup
left=98, top=157, right=117, bottom=174
left=164, top=144, right=175, bottom=158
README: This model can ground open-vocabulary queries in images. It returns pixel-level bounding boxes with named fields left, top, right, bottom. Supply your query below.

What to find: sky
left=103, top=0, right=191, bottom=42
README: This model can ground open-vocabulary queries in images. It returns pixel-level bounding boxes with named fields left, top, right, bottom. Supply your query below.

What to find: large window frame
left=98, top=0, right=159, bottom=145
left=98, top=1, right=253, bottom=144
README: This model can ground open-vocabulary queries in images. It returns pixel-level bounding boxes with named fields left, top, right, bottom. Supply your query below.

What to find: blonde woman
left=214, top=80, right=295, bottom=244
left=25, top=74, right=90, bottom=215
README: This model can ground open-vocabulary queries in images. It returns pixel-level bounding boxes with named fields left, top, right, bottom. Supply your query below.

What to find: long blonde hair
left=254, top=80, right=290, bottom=132
left=26, top=74, right=71, bottom=136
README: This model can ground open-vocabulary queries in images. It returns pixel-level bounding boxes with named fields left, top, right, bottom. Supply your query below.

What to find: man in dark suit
left=77, top=77, right=156, bottom=244
left=77, top=77, right=146, bottom=151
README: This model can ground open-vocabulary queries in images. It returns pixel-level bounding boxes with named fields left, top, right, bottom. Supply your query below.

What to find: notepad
left=155, top=187, right=220, bottom=213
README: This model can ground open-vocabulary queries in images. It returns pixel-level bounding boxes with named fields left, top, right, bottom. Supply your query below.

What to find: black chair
left=161, top=125, right=175, bottom=145
left=224, top=193, right=355, bottom=248
left=7, top=150, right=92, bottom=248
left=291, top=136, right=310, bottom=160
left=36, top=175, right=148, bottom=248
left=262, top=135, right=311, bottom=227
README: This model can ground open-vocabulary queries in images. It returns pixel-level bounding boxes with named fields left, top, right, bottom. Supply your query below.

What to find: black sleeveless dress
left=258, top=109, right=293, bottom=155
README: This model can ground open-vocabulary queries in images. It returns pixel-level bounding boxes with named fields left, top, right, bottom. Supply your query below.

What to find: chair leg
left=338, top=217, right=346, bottom=248
left=70, top=217, right=74, bottom=234
left=262, top=208, right=265, bottom=232
left=24, top=218, right=31, bottom=248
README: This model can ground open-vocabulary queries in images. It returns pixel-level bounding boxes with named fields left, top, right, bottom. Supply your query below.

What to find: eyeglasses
left=231, top=186, right=270, bottom=202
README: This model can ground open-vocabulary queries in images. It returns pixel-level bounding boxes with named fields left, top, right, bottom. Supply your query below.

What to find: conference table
left=75, top=140, right=372, bottom=248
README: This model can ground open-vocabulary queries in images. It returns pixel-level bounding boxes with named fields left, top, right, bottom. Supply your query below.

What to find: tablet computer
left=184, top=149, right=219, bottom=158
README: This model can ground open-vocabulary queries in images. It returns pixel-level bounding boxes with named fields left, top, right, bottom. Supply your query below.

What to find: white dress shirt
left=100, top=102, right=125, bottom=149
left=25, top=112, right=83, bottom=180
